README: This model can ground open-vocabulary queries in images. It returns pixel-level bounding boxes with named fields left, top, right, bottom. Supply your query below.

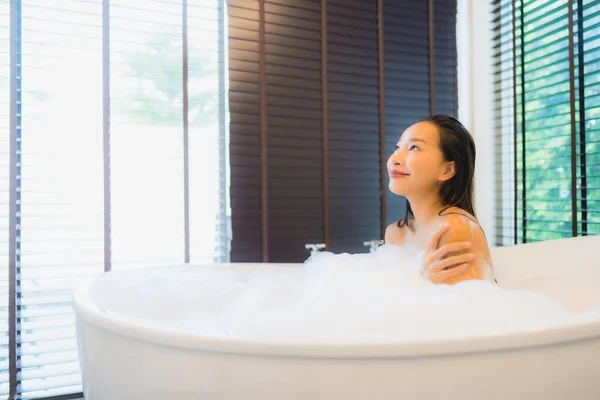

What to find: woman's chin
left=388, top=183, right=408, bottom=196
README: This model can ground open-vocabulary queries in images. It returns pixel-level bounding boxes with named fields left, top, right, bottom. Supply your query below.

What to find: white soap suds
left=89, top=244, right=600, bottom=343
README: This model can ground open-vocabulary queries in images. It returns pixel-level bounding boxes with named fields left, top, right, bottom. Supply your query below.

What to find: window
left=492, top=0, right=600, bottom=245
left=1, top=0, right=229, bottom=398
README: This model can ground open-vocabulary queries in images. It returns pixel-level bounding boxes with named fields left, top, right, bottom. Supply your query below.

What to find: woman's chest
left=403, top=226, right=436, bottom=250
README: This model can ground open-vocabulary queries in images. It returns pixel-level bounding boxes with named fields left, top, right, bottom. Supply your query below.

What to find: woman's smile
left=389, top=170, right=409, bottom=178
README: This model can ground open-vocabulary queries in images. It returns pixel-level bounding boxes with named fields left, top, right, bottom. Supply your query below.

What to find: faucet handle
left=305, top=243, right=326, bottom=251
left=363, top=239, right=384, bottom=253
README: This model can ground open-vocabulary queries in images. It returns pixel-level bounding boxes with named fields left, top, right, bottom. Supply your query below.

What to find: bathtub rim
left=71, top=264, right=600, bottom=359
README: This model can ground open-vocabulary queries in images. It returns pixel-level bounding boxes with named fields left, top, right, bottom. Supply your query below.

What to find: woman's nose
left=389, top=150, right=404, bottom=166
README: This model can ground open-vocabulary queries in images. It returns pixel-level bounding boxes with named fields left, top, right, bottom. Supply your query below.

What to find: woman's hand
left=421, top=223, right=476, bottom=284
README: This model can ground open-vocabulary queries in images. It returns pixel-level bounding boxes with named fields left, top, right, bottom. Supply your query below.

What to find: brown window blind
left=266, top=0, right=325, bottom=261
left=328, top=0, right=381, bottom=253
left=228, top=1, right=265, bottom=262
left=433, top=0, right=458, bottom=117
left=383, top=0, right=455, bottom=226
left=228, top=0, right=458, bottom=261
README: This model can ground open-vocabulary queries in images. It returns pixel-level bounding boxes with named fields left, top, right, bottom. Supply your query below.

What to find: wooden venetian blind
left=228, top=0, right=458, bottom=262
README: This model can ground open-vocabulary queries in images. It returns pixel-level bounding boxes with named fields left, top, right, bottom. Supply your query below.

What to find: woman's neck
left=406, top=194, right=446, bottom=230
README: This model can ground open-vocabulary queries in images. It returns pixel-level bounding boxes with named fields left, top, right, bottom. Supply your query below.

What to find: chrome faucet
left=304, top=243, right=326, bottom=262
left=305, top=243, right=326, bottom=252
left=363, top=240, right=384, bottom=253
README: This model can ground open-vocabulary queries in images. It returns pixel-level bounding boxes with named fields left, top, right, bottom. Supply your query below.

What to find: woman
left=384, top=114, right=495, bottom=285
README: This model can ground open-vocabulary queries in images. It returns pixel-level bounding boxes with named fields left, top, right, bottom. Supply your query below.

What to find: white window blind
left=19, top=1, right=104, bottom=398
left=1, top=0, right=229, bottom=398
left=110, top=0, right=186, bottom=269
left=188, top=2, right=229, bottom=264
left=1, top=0, right=9, bottom=397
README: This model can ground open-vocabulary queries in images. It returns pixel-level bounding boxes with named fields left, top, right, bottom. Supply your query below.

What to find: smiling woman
left=384, top=114, right=494, bottom=285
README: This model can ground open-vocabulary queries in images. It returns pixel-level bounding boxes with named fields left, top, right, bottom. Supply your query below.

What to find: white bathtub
left=72, top=235, right=600, bottom=399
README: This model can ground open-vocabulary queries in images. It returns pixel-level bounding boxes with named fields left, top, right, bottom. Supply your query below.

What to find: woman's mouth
left=389, top=171, right=409, bottom=178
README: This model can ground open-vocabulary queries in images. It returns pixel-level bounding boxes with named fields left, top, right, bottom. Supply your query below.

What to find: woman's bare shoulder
left=385, top=221, right=407, bottom=245
left=436, top=207, right=489, bottom=252
left=438, top=206, right=480, bottom=226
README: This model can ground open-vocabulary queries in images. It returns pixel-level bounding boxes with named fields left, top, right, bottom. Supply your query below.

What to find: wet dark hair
left=398, top=114, right=476, bottom=228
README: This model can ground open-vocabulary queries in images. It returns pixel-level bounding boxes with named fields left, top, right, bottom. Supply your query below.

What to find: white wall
left=457, top=0, right=496, bottom=244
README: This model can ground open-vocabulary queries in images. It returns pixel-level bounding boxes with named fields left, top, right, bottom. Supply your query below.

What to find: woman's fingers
left=422, top=223, right=475, bottom=284
left=426, top=223, right=450, bottom=252
left=429, top=263, right=470, bottom=284
left=426, top=241, right=472, bottom=264
left=429, top=253, right=476, bottom=273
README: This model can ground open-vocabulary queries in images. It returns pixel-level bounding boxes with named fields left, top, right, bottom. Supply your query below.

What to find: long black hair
left=398, top=114, right=476, bottom=227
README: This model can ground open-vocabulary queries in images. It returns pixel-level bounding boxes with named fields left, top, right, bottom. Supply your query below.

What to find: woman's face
left=387, top=121, right=455, bottom=197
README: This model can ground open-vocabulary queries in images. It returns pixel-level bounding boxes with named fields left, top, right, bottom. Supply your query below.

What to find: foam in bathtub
left=89, top=244, right=595, bottom=344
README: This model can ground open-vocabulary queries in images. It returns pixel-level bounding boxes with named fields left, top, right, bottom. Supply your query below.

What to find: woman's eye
left=409, top=145, right=418, bottom=151
left=394, top=145, right=399, bottom=151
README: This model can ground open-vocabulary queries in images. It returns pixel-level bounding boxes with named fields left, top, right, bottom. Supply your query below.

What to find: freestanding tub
left=72, top=235, right=600, bottom=399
